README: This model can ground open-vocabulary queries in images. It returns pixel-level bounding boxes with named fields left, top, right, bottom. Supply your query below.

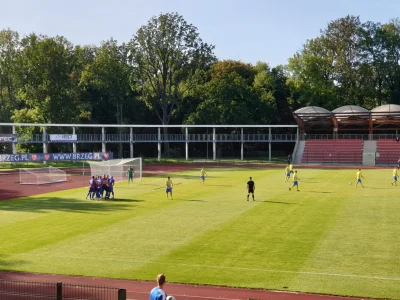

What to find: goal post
left=19, top=166, right=67, bottom=185
left=87, top=158, right=142, bottom=182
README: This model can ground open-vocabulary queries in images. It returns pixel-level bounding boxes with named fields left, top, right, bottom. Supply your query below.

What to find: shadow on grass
left=149, top=174, right=219, bottom=180
left=0, top=255, right=26, bottom=271
left=186, top=199, right=207, bottom=202
left=111, top=199, right=144, bottom=203
left=261, top=200, right=298, bottom=205
left=0, top=197, right=132, bottom=213
left=306, top=191, right=332, bottom=194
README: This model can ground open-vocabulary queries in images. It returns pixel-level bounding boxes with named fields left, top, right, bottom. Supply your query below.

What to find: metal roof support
left=185, top=127, right=189, bottom=161
left=12, top=125, right=17, bottom=155
left=269, top=127, right=272, bottom=162
left=331, top=114, right=338, bottom=138
left=72, top=127, right=77, bottom=154
left=241, top=128, right=244, bottom=161
left=42, top=127, right=48, bottom=154
left=130, top=128, right=134, bottom=158
left=213, top=128, right=216, bottom=161
left=101, top=127, right=106, bottom=153
left=369, top=113, right=373, bottom=140
left=157, top=128, right=161, bottom=161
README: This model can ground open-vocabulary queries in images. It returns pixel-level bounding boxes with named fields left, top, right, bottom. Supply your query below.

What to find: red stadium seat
left=302, top=139, right=363, bottom=164
left=376, top=140, right=400, bottom=164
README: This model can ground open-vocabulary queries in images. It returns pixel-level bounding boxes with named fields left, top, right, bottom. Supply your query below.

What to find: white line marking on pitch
left=9, top=253, right=400, bottom=282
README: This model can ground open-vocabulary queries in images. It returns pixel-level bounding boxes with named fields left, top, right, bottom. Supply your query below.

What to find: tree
left=287, top=37, right=337, bottom=110
left=80, top=38, right=147, bottom=157
left=81, top=39, right=135, bottom=125
left=185, top=71, right=256, bottom=125
left=0, top=29, right=21, bottom=123
left=322, top=15, right=362, bottom=105
left=13, top=34, right=88, bottom=124
left=130, top=12, right=216, bottom=155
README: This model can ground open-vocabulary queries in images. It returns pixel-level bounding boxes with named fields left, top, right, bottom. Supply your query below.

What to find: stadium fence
left=0, top=279, right=126, bottom=300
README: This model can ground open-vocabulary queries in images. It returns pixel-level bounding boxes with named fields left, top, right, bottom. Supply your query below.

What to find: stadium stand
left=302, top=139, right=364, bottom=164
left=376, top=140, right=400, bottom=164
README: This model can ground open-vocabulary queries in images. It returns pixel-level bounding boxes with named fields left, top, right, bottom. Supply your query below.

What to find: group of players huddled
left=87, top=175, right=115, bottom=200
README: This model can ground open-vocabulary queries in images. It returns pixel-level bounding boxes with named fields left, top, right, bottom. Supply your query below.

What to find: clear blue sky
left=1, top=0, right=399, bottom=66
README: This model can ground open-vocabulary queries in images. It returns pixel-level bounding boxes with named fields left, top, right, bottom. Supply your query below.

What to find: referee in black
left=247, top=177, right=255, bottom=201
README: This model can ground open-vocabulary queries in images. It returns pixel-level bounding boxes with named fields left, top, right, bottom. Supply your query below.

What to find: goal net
left=87, top=158, right=142, bottom=182
left=19, top=166, right=67, bottom=185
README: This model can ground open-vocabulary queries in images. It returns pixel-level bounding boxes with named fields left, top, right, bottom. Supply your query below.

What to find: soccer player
left=87, top=176, right=96, bottom=200
left=101, top=175, right=108, bottom=198
left=200, top=167, right=207, bottom=185
left=355, top=168, right=365, bottom=188
left=127, top=166, right=134, bottom=183
left=150, top=274, right=168, bottom=300
left=166, top=176, right=173, bottom=200
left=284, top=165, right=290, bottom=181
left=95, top=176, right=102, bottom=199
left=289, top=170, right=300, bottom=191
left=247, top=177, right=255, bottom=201
left=108, top=176, right=115, bottom=199
left=392, top=167, right=398, bottom=186
left=289, top=163, right=294, bottom=174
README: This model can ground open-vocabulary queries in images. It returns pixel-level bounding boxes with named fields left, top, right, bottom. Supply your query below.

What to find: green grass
left=1, top=167, right=400, bottom=299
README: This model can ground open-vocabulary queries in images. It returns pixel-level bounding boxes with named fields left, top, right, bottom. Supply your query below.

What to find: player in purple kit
left=95, top=176, right=102, bottom=199
left=108, top=176, right=115, bottom=199
left=86, top=176, right=96, bottom=200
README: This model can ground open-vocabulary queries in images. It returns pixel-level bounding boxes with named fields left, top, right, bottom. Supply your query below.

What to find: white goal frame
left=87, top=158, right=142, bottom=182
left=19, top=166, right=67, bottom=185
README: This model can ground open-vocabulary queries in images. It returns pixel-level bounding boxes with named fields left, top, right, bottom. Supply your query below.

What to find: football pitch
left=1, top=167, right=400, bottom=299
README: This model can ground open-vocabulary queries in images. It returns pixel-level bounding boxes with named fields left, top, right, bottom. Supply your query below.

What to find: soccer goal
left=19, top=166, right=67, bottom=185
left=87, top=158, right=142, bottom=182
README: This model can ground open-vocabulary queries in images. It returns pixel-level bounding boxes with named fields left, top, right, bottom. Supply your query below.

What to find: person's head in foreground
left=249, top=177, right=252, bottom=180
left=157, top=273, right=166, bottom=288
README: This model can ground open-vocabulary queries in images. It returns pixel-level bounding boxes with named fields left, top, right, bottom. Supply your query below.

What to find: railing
left=16, top=133, right=400, bottom=143
left=302, top=134, right=400, bottom=140
left=302, top=134, right=370, bottom=140
left=14, top=134, right=298, bottom=143
left=0, top=279, right=126, bottom=300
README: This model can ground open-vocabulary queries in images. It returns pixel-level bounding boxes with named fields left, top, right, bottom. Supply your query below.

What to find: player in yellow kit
left=355, top=169, right=364, bottom=188
left=289, top=170, right=300, bottom=191
left=285, top=165, right=290, bottom=181
left=392, top=167, right=398, bottom=186
left=289, top=163, right=294, bottom=174
left=200, top=167, right=207, bottom=185
left=165, top=176, right=173, bottom=200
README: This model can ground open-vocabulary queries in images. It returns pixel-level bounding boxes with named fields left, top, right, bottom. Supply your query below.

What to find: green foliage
left=287, top=15, right=400, bottom=110
left=130, top=12, right=216, bottom=125
left=14, top=34, right=87, bottom=124
left=0, top=29, right=21, bottom=123
left=2, top=13, right=400, bottom=132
